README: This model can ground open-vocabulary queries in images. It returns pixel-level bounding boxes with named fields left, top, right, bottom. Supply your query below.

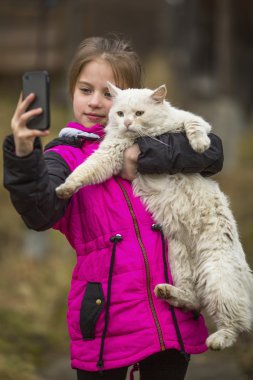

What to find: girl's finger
left=19, top=107, right=43, bottom=125
left=12, top=107, right=43, bottom=132
left=23, top=128, right=50, bottom=138
left=33, top=129, right=50, bottom=137
left=15, top=127, right=50, bottom=140
left=17, top=92, right=23, bottom=105
left=12, top=93, right=24, bottom=120
left=16, top=93, right=36, bottom=117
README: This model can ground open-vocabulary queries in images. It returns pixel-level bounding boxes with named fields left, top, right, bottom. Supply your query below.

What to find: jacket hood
left=59, top=121, right=105, bottom=139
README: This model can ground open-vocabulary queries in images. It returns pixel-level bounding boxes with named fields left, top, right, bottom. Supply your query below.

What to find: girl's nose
left=89, top=92, right=102, bottom=108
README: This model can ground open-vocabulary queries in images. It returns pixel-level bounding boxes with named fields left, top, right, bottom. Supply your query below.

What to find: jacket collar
left=59, top=121, right=105, bottom=140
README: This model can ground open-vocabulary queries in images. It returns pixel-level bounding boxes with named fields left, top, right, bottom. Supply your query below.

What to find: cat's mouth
left=119, top=126, right=139, bottom=137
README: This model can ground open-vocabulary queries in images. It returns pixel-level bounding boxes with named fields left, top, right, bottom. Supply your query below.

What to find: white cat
left=56, top=82, right=253, bottom=351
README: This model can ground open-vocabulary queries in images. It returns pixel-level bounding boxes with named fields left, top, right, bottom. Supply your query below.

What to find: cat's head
left=106, top=82, right=168, bottom=137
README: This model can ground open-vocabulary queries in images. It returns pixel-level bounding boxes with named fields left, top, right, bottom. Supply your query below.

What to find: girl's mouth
left=86, top=113, right=104, bottom=121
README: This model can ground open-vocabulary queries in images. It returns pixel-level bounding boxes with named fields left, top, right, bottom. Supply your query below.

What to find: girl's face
left=73, top=59, right=115, bottom=128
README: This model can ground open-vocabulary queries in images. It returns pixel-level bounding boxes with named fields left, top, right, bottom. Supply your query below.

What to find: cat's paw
left=154, top=284, right=183, bottom=306
left=206, top=330, right=237, bottom=351
left=154, top=284, right=171, bottom=300
left=190, top=135, right=211, bottom=153
left=55, top=183, right=75, bottom=199
left=154, top=284, right=186, bottom=309
left=154, top=284, right=200, bottom=311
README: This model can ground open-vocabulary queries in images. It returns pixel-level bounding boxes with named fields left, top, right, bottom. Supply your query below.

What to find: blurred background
left=0, top=0, right=253, bottom=379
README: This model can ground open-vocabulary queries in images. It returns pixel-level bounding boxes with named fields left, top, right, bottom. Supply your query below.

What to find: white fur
left=56, top=83, right=253, bottom=350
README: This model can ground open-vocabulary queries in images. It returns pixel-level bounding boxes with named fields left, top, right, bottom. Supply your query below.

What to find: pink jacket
left=49, top=122, right=208, bottom=372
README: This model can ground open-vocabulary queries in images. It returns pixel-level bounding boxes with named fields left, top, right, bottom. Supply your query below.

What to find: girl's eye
left=105, top=92, right=112, bottom=99
left=80, top=87, right=91, bottom=94
left=136, top=111, right=144, bottom=116
left=117, top=111, right=124, bottom=117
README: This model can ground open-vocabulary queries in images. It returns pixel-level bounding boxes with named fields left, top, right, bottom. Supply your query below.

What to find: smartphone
left=22, top=70, right=50, bottom=130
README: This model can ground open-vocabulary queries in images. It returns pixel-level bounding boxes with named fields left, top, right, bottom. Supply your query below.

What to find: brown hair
left=68, top=35, right=143, bottom=97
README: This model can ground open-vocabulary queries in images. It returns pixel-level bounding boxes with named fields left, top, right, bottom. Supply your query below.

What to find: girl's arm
left=136, top=132, right=223, bottom=177
left=3, top=135, right=70, bottom=231
left=3, top=92, right=70, bottom=231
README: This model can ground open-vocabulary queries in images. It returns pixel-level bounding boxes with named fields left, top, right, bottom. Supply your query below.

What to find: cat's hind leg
left=204, top=281, right=252, bottom=351
left=154, top=239, right=200, bottom=312
left=194, top=229, right=253, bottom=350
left=154, top=283, right=200, bottom=312
left=206, top=328, right=239, bottom=351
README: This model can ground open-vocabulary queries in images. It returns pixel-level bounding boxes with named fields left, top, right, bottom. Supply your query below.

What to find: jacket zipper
left=115, top=178, right=166, bottom=351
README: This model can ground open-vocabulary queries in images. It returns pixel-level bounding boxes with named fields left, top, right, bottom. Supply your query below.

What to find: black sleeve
left=3, top=135, right=71, bottom=231
left=137, top=132, right=223, bottom=177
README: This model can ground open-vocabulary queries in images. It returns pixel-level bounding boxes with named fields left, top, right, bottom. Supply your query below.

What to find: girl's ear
left=107, top=81, right=121, bottom=98
left=151, top=85, right=167, bottom=103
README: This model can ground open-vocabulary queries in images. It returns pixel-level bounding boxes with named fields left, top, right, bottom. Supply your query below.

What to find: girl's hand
left=120, top=144, right=141, bottom=181
left=11, top=93, right=49, bottom=157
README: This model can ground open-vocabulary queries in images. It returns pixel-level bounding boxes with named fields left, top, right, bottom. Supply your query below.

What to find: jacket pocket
left=80, top=282, right=105, bottom=340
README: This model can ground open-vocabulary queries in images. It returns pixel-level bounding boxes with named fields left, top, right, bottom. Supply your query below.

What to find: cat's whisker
left=135, top=130, right=170, bottom=148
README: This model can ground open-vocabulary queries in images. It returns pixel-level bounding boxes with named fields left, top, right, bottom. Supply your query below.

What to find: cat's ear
left=107, top=81, right=122, bottom=98
left=151, top=85, right=167, bottom=103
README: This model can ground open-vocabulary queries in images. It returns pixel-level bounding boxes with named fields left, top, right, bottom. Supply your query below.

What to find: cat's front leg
left=184, top=115, right=211, bottom=153
left=55, top=158, right=100, bottom=199
left=56, top=139, right=127, bottom=199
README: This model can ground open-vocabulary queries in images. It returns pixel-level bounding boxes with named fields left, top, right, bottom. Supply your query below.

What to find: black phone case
left=22, top=71, right=50, bottom=130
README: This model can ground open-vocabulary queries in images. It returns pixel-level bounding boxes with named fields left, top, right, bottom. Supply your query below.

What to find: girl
left=3, top=36, right=223, bottom=380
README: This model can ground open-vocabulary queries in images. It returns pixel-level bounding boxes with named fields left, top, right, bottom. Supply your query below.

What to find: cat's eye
left=117, top=111, right=124, bottom=117
left=136, top=111, right=144, bottom=116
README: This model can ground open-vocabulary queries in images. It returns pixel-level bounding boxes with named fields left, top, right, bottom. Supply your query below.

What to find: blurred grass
left=219, top=128, right=253, bottom=268
left=0, top=83, right=75, bottom=379
left=0, top=78, right=253, bottom=379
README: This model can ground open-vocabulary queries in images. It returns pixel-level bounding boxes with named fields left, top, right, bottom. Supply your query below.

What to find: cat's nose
left=124, top=119, right=132, bottom=128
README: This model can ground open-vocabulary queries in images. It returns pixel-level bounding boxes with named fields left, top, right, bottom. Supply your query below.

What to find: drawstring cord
left=152, top=224, right=190, bottom=363
left=129, top=363, right=139, bottom=380
left=97, top=226, right=190, bottom=375
left=97, top=234, right=123, bottom=372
